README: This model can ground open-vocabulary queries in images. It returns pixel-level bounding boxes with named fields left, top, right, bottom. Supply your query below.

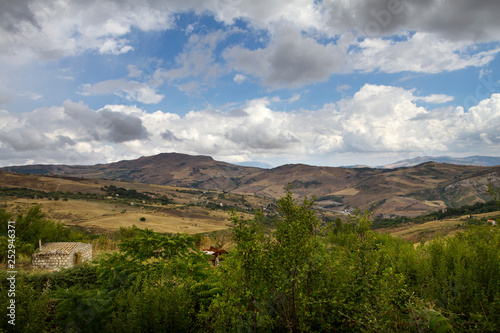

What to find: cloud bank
left=1, top=85, right=499, bottom=167
left=2, top=0, right=500, bottom=89
left=0, top=1, right=499, bottom=166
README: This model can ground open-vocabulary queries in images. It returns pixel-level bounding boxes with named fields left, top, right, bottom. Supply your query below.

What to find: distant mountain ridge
left=2, top=152, right=500, bottom=218
left=234, top=161, right=274, bottom=169
left=379, top=156, right=500, bottom=169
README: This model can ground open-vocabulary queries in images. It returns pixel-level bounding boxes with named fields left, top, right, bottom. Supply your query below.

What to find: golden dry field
left=0, top=196, right=256, bottom=234
left=0, top=172, right=271, bottom=235
left=333, top=188, right=360, bottom=196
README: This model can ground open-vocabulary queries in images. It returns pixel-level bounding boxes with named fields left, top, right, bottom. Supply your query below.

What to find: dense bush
left=102, top=185, right=173, bottom=205
left=0, top=206, right=85, bottom=260
left=104, top=272, right=196, bottom=332
left=201, top=192, right=453, bottom=332
left=413, top=226, right=500, bottom=331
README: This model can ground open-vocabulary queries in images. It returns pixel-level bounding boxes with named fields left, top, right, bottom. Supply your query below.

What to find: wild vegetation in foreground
left=0, top=187, right=500, bottom=332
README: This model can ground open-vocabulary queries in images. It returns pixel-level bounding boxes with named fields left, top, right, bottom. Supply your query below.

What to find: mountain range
left=2, top=152, right=500, bottom=217
left=379, top=155, right=500, bottom=169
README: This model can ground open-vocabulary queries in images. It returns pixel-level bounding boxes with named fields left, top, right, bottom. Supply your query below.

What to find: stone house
left=32, top=242, right=92, bottom=270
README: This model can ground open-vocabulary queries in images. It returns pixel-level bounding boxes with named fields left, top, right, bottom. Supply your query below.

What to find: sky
left=1, top=0, right=500, bottom=168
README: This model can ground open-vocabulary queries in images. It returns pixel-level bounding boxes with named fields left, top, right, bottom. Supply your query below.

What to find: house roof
left=35, top=242, right=88, bottom=256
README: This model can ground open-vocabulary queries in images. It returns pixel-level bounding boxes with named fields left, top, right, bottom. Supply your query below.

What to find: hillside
left=0, top=171, right=277, bottom=234
left=0, top=153, right=259, bottom=189
left=3, top=153, right=500, bottom=217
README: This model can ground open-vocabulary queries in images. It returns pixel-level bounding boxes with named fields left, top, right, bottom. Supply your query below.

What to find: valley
left=1, top=152, right=499, bottom=244
left=0, top=171, right=278, bottom=235
left=2, top=152, right=500, bottom=218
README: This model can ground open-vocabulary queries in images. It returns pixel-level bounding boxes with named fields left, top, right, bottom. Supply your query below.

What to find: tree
left=202, top=209, right=268, bottom=331
left=0, top=206, right=78, bottom=260
left=264, top=189, right=324, bottom=332
left=118, top=228, right=194, bottom=261
left=205, top=188, right=326, bottom=332
left=488, top=183, right=500, bottom=208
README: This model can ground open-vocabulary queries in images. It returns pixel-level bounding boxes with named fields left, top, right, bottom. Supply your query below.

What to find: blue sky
left=1, top=0, right=500, bottom=168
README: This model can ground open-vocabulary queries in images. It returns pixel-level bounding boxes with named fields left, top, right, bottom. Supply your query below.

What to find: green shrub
left=0, top=206, right=84, bottom=260
left=412, top=226, right=500, bottom=330
left=0, top=274, right=53, bottom=332
left=105, top=273, right=195, bottom=332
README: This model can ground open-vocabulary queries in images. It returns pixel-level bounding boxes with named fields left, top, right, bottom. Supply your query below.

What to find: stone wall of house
left=75, top=243, right=93, bottom=263
left=32, top=242, right=92, bottom=270
left=32, top=253, right=75, bottom=270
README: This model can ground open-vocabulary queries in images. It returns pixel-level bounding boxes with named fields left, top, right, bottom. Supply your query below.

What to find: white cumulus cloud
left=1, top=85, right=499, bottom=167
left=79, top=79, right=164, bottom=104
